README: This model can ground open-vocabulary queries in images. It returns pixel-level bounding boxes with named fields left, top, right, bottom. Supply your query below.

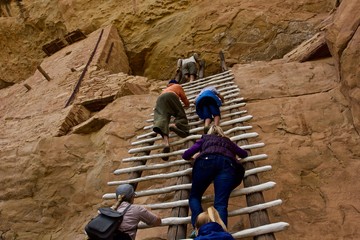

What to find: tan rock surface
left=0, top=22, right=163, bottom=239
left=232, top=57, right=360, bottom=240
left=0, top=0, right=334, bottom=83
left=1, top=0, right=359, bottom=240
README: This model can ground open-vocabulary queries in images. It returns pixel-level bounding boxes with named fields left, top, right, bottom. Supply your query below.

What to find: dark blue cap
left=168, top=79, right=178, bottom=85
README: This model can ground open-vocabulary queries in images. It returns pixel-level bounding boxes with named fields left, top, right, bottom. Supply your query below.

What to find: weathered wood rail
left=103, top=70, right=289, bottom=239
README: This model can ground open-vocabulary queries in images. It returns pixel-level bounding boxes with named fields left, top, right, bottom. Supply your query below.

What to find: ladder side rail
left=167, top=140, right=194, bottom=239
left=230, top=100, right=277, bottom=240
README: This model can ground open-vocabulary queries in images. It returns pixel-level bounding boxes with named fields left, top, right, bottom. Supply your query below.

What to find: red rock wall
left=1, top=0, right=360, bottom=240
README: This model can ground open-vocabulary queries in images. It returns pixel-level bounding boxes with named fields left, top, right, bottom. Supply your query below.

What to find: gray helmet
left=115, top=184, right=135, bottom=201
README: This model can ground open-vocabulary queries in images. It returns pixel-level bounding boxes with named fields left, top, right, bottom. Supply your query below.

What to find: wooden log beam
left=140, top=112, right=249, bottom=139
left=166, top=108, right=200, bottom=239
left=185, top=82, right=238, bottom=98
left=122, top=149, right=185, bottom=162
left=128, top=131, right=258, bottom=154
left=128, top=140, right=155, bottom=191
left=229, top=200, right=282, bottom=217
left=240, top=154, right=268, bottom=163
left=183, top=76, right=235, bottom=92
left=167, top=162, right=192, bottom=239
left=147, top=99, right=245, bottom=121
left=244, top=165, right=272, bottom=177
left=64, top=29, right=104, bottom=107
left=187, top=93, right=241, bottom=108
left=224, top=85, right=277, bottom=239
left=235, top=129, right=276, bottom=240
left=146, top=181, right=277, bottom=209
left=219, top=50, right=228, bottom=72
left=105, top=42, right=114, bottom=64
left=182, top=71, right=233, bottom=89
left=185, top=108, right=246, bottom=122
left=146, top=102, right=246, bottom=125
left=37, top=66, right=52, bottom=81
left=123, top=148, right=266, bottom=163
left=198, top=59, right=205, bottom=79
left=103, top=184, right=193, bottom=199
left=23, top=84, right=31, bottom=91
left=231, top=222, right=289, bottom=239
left=187, top=85, right=238, bottom=100
left=167, top=139, right=193, bottom=240
left=136, top=200, right=283, bottom=227
left=114, top=160, right=188, bottom=174
left=143, top=117, right=248, bottom=131
left=242, top=162, right=276, bottom=240
left=182, top=70, right=231, bottom=85
left=119, top=151, right=266, bottom=177
left=184, top=77, right=235, bottom=93
left=107, top=168, right=192, bottom=186
left=137, top=222, right=289, bottom=239
left=128, top=140, right=262, bottom=158
left=107, top=165, right=270, bottom=189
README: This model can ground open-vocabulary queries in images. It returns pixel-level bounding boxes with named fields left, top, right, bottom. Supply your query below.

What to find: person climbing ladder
left=182, top=125, right=248, bottom=228
left=153, top=79, right=190, bottom=160
left=195, top=86, right=224, bottom=134
left=114, top=184, right=161, bottom=240
left=177, top=53, right=202, bottom=83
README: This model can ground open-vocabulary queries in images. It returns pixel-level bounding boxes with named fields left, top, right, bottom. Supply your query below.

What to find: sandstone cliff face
left=0, top=0, right=334, bottom=83
left=233, top=58, right=360, bottom=240
left=1, top=0, right=360, bottom=240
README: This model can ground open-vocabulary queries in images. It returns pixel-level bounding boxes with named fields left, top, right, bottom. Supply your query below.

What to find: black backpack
left=85, top=204, right=132, bottom=240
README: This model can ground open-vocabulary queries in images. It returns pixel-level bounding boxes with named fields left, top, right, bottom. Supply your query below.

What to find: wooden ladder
left=103, top=70, right=289, bottom=239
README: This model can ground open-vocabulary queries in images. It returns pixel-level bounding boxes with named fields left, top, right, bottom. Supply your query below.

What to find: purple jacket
left=182, top=134, right=248, bottom=161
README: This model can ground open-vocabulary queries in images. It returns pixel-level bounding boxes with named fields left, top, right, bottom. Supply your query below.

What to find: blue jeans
left=189, top=154, right=240, bottom=227
left=196, top=97, right=221, bottom=120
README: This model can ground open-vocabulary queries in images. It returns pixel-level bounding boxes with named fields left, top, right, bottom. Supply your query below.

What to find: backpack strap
left=121, top=203, right=132, bottom=215
left=118, top=204, right=136, bottom=234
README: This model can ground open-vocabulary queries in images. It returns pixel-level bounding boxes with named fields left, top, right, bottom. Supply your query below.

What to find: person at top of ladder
left=182, top=125, right=248, bottom=229
left=194, top=86, right=225, bottom=134
left=177, top=53, right=202, bottom=83
left=153, top=79, right=190, bottom=161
